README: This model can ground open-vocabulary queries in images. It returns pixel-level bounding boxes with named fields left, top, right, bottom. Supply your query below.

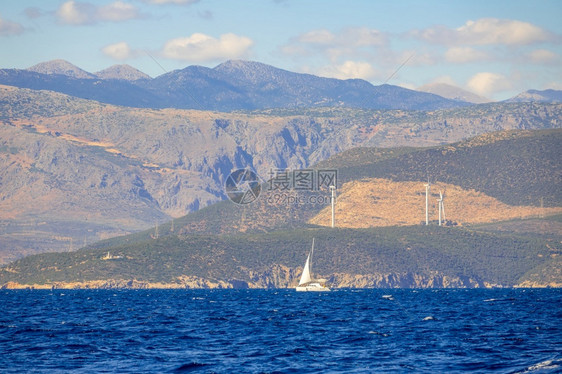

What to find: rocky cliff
left=0, top=269, right=540, bottom=290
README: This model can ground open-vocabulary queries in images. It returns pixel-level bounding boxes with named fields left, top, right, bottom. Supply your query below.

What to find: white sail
left=298, top=252, right=312, bottom=285
left=296, top=238, right=330, bottom=291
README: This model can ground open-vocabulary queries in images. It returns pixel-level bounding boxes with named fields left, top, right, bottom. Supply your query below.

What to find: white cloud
left=317, top=61, right=377, bottom=80
left=457, top=18, right=552, bottom=45
left=56, top=1, right=95, bottom=25
left=296, top=28, right=386, bottom=46
left=445, top=47, right=488, bottom=63
left=467, top=72, right=512, bottom=96
left=527, top=49, right=560, bottom=64
left=102, top=41, right=140, bottom=60
left=342, top=27, right=387, bottom=47
left=413, top=18, right=554, bottom=46
left=161, top=33, right=253, bottom=62
left=283, top=27, right=387, bottom=61
left=0, top=15, right=24, bottom=36
left=298, top=29, right=336, bottom=45
left=98, top=1, right=141, bottom=22
left=56, top=1, right=143, bottom=25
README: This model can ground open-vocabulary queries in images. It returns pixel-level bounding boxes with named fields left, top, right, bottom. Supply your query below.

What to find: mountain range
left=2, top=59, right=560, bottom=112
left=2, top=59, right=468, bottom=111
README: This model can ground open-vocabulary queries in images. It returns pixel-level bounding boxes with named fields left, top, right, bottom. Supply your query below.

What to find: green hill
left=1, top=225, right=559, bottom=288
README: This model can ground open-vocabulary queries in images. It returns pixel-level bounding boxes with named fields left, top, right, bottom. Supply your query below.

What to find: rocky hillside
left=1, top=124, right=561, bottom=288
left=317, top=129, right=562, bottom=208
left=309, top=178, right=562, bottom=228
left=84, top=128, right=561, bottom=251
left=1, top=84, right=561, bottom=263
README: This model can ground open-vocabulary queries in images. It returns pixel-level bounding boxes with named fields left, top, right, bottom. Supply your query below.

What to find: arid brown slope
left=309, top=178, right=562, bottom=228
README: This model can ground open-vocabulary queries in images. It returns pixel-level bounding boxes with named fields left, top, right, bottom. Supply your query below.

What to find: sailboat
left=296, top=238, right=331, bottom=292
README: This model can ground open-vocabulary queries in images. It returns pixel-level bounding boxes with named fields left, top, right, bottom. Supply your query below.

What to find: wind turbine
left=330, top=185, right=336, bottom=228
left=437, top=190, right=446, bottom=226
left=437, top=191, right=443, bottom=226
left=441, top=189, right=447, bottom=222
left=424, top=180, right=431, bottom=225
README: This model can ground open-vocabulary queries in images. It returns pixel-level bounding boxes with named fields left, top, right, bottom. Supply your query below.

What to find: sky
left=0, top=0, right=561, bottom=101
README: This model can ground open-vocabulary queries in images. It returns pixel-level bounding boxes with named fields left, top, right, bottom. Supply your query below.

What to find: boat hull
left=295, top=283, right=331, bottom=292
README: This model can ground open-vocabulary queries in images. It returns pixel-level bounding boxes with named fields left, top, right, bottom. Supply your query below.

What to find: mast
left=310, top=237, right=315, bottom=279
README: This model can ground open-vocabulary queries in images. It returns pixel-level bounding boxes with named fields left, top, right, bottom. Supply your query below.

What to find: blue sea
left=1, top=289, right=561, bottom=373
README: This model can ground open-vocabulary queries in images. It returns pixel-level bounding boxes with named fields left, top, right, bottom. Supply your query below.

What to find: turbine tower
left=441, top=191, right=446, bottom=223
left=424, top=180, right=431, bottom=225
left=437, top=190, right=446, bottom=226
left=437, top=191, right=443, bottom=226
left=330, top=185, right=336, bottom=228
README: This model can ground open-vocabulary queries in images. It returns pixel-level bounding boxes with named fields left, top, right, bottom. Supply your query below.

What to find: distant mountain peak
left=213, top=59, right=295, bottom=84
left=418, top=82, right=490, bottom=104
left=95, top=64, right=151, bottom=81
left=506, top=89, right=562, bottom=103
left=215, top=59, right=274, bottom=71
left=27, top=59, right=95, bottom=79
